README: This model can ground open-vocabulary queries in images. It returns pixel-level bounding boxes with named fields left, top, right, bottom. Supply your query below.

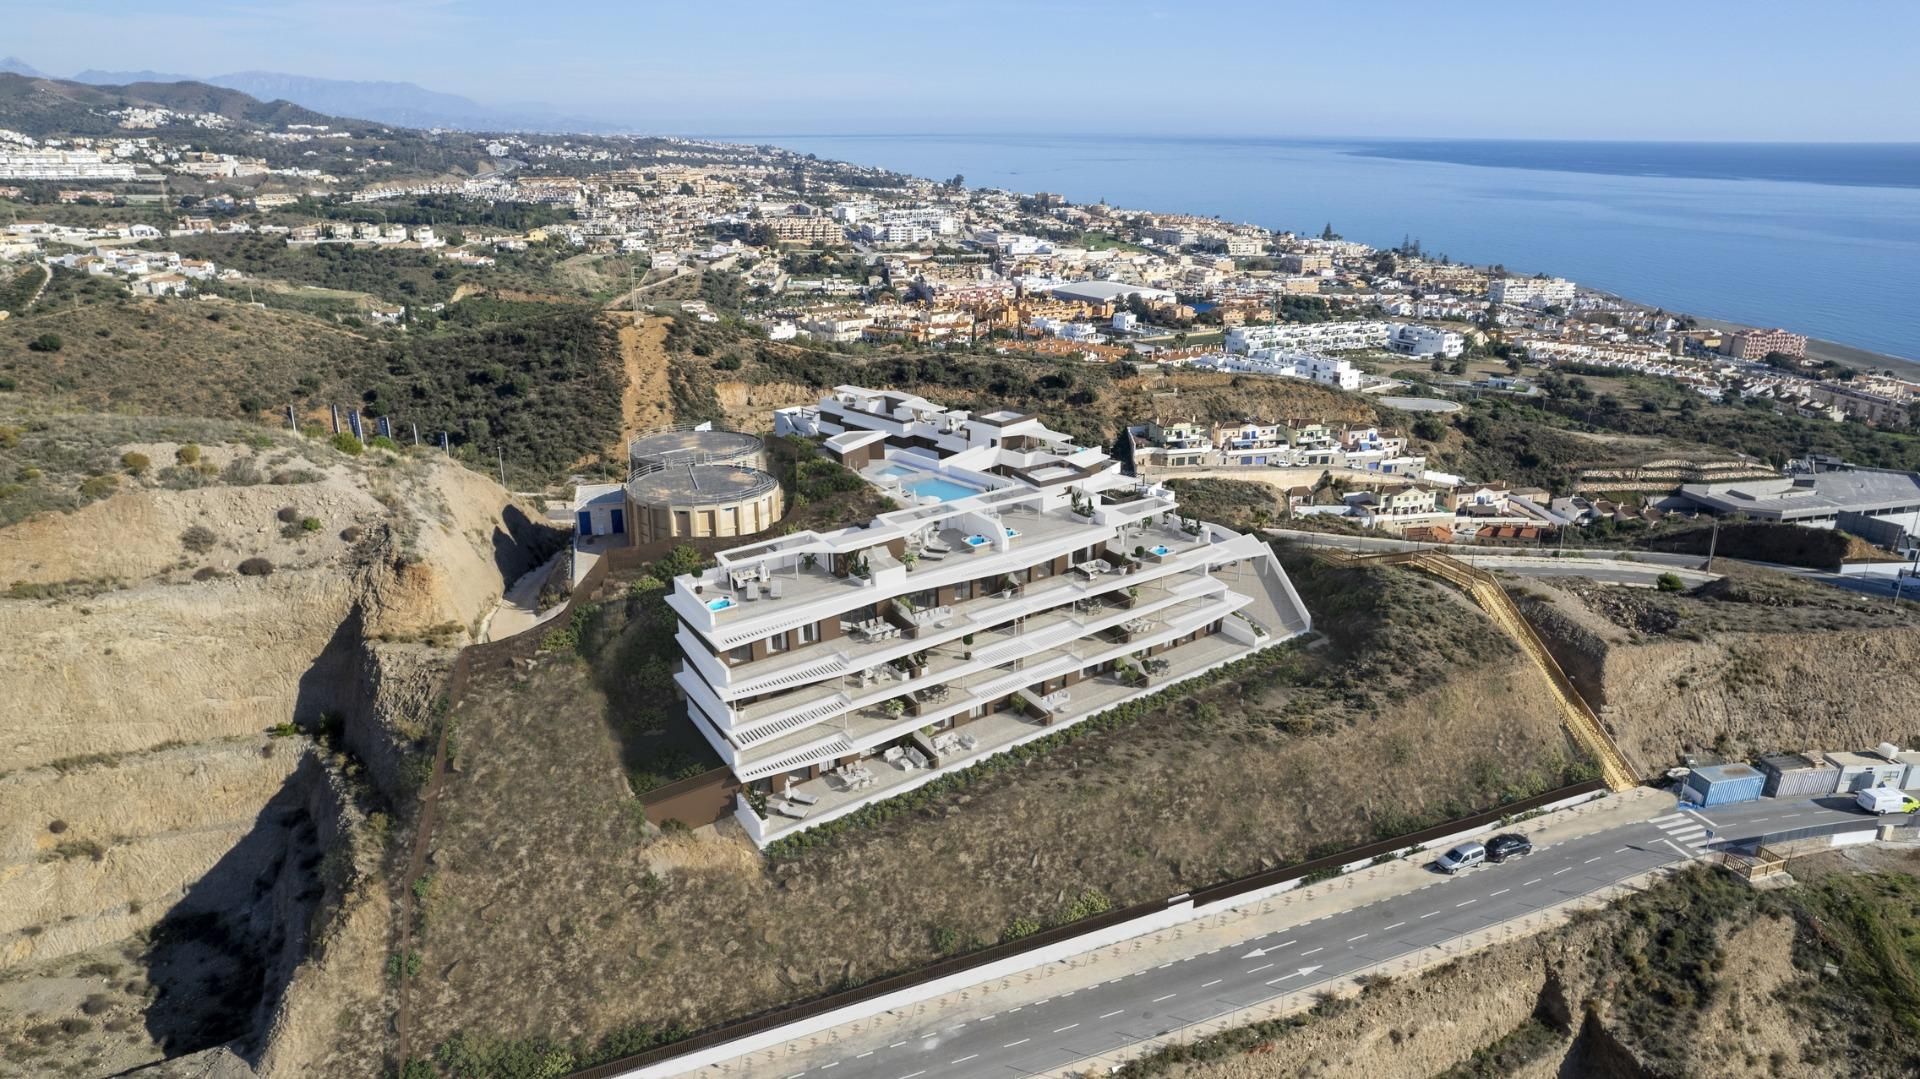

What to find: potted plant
left=883, top=698, right=906, bottom=718
left=901, top=549, right=918, bottom=569
left=801, top=552, right=817, bottom=571
left=961, top=632, right=975, bottom=659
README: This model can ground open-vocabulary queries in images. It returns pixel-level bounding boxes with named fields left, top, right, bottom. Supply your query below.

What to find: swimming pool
left=964, top=534, right=990, bottom=548
left=706, top=596, right=734, bottom=612
left=1149, top=544, right=1171, bottom=556
left=873, top=463, right=917, bottom=480
left=906, top=476, right=979, bottom=503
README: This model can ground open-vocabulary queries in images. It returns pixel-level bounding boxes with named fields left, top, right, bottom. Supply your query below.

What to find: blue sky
left=10, top=0, right=1920, bottom=139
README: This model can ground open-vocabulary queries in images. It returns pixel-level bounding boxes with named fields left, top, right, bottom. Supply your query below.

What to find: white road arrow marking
left=1242, top=947, right=1270, bottom=959
left=1265, top=964, right=1323, bottom=984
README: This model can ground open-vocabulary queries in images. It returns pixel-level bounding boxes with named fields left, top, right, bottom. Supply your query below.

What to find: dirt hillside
left=0, top=427, right=552, bottom=1075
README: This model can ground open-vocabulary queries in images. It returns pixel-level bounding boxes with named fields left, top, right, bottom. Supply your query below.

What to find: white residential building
left=1386, top=323, right=1465, bottom=359
left=1489, top=276, right=1576, bottom=308
left=689, top=388, right=1312, bottom=845
left=1225, top=321, right=1394, bottom=354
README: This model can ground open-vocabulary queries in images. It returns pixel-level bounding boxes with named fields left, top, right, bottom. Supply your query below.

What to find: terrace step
left=734, top=692, right=852, bottom=746
left=733, top=651, right=850, bottom=695
left=739, top=735, right=854, bottom=782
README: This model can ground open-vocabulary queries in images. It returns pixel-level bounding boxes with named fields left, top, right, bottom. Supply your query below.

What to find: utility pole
left=496, top=445, right=507, bottom=489
left=1704, top=516, right=1720, bottom=573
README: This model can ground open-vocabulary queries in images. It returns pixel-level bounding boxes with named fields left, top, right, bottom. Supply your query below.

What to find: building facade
left=681, top=388, right=1313, bottom=845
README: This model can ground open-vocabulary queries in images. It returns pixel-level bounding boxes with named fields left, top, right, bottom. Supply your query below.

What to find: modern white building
left=1386, top=324, right=1465, bottom=359
left=1489, top=276, right=1576, bottom=308
left=686, top=388, right=1313, bottom=845
left=1225, top=321, right=1394, bottom=354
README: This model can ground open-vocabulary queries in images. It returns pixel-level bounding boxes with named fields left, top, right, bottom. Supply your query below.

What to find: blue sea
left=726, top=135, right=1920, bottom=361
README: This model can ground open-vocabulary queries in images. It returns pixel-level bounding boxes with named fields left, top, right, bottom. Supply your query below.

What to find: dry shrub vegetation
left=394, top=546, right=1591, bottom=1070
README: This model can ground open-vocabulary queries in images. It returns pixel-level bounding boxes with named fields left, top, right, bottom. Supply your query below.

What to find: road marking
left=1052, top=1024, right=1078, bottom=1034
left=857, top=1052, right=873, bottom=1059
left=1660, top=837, right=1698, bottom=861
left=1152, top=993, right=1177, bottom=1003
left=1613, top=846, right=1632, bottom=853
left=786, top=1073, right=806, bottom=1078
left=1200, top=980, right=1222, bottom=989
left=1522, top=878, right=1541, bottom=886
left=1552, top=867, right=1572, bottom=875
left=950, top=1055, right=978, bottom=1065
left=1383, top=921, right=1406, bottom=931
left=1749, top=817, right=1770, bottom=823
left=1034, top=999, right=1049, bottom=1006
left=981, top=1013, right=995, bottom=1021
left=899, top=1071, right=926, bottom=1079
left=1488, top=889, right=1510, bottom=897
left=1101, top=1009, right=1126, bottom=1018
left=1420, top=911, right=1440, bottom=918
left=1346, top=933, right=1368, bottom=942
left=1002, top=1039, right=1029, bottom=1048
left=1456, top=899, right=1477, bottom=907
left=1584, top=857, right=1602, bottom=864
left=1649, top=813, right=1686, bottom=825
left=1007, top=1006, right=1022, bottom=1013
left=889, top=1042, right=906, bottom=1049
left=822, top=1064, right=839, bottom=1071
left=1247, top=963, right=1273, bottom=973
left=1300, top=946, right=1324, bottom=956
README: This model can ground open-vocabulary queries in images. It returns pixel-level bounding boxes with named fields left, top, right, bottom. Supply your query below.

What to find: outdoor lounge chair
left=769, top=579, right=784, bottom=599
left=787, top=789, right=819, bottom=807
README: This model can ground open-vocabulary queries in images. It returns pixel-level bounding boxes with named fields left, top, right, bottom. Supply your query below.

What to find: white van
left=1855, top=787, right=1920, bottom=815
left=1434, top=841, right=1486, bottom=873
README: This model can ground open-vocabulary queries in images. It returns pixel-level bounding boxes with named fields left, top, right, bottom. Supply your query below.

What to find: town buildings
left=1488, top=276, right=1576, bottom=308
left=669, top=388, right=1312, bottom=844
left=1721, top=327, right=1809, bottom=360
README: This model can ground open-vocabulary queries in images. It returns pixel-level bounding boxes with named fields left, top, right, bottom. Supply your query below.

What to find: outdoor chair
left=769, top=579, right=784, bottom=599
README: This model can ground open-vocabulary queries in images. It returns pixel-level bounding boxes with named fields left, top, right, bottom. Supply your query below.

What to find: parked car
left=1434, top=841, right=1486, bottom=874
left=1855, top=787, right=1920, bottom=815
left=1486, top=833, right=1533, bottom=862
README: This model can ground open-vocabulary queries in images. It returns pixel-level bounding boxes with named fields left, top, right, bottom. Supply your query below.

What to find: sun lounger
left=769, top=579, right=784, bottom=600
left=788, top=789, right=819, bottom=807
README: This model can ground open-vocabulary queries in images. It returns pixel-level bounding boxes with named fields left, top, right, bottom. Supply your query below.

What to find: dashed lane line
left=1152, top=994, right=1177, bottom=1003
left=1100, top=1009, right=1125, bottom=1019
left=950, top=1055, right=977, bottom=1066
left=1247, top=963, right=1273, bottom=974
left=1002, top=1039, right=1029, bottom=1048
left=1488, top=889, right=1510, bottom=897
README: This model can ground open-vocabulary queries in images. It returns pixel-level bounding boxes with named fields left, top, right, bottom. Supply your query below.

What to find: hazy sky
left=12, top=0, right=1920, bottom=139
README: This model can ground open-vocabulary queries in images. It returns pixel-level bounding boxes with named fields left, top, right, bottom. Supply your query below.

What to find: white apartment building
left=1386, top=323, right=1465, bottom=359
left=0, top=148, right=139, bottom=181
left=1488, top=276, right=1576, bottom=308
left=683, top=388, right=1313, bottom=845
left=1225, top=321, right=1394, bottom=354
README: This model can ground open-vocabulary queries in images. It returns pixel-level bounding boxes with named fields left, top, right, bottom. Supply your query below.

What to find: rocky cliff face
left=0, top=438, right=551, bottom=1076
left=1515, top=574, right=1920, bottom=770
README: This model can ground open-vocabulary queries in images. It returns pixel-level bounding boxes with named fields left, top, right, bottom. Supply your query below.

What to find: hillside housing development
left=664, top=388, right=1313, bottom=844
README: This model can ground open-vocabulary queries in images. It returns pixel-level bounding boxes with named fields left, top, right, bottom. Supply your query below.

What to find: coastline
left=1584, top=286, right=1919, bottom=374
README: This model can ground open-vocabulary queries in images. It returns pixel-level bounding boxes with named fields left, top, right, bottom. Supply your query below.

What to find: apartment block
left=1722, top=327, right=1808, bottom=360
left=1488, top=276, right=1576, bottom=308
left=678, top=388, right=1313, bottom=844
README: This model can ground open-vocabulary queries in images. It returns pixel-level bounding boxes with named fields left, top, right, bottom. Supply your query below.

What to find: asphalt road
left=775, top=795, right=1868, bottom=1079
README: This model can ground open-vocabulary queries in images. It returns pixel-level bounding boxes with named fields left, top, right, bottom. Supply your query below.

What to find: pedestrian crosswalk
left=1648, top=810, right=1718, bottom=855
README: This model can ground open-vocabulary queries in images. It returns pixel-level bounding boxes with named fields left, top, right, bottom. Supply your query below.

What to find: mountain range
left=0, top=56, right=616, bottom=132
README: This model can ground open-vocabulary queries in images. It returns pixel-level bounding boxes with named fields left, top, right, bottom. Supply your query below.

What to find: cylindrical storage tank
left=629, top=426, right=765, bottom=474
left=1682, top=763, right=1765, bottom=807
left=1757, top=754, right=1841, bottom=799
left=625, top=464, right=784, bottom=544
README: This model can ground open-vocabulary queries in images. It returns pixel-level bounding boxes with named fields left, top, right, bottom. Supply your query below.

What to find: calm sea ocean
left=727, top=135, right=1920, bottom=361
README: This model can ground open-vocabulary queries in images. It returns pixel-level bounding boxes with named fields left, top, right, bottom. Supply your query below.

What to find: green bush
left=174, top=443, right=200, bottom=465
left=27, top=332, right=62, bottom=352
left=237, top=557, right=274, bottom=577
left=1656, top=572, right=1685, bottom=592
left=120, top=451, right=150, bottom=474
left=77, top=474, right=118, bottom=498
left=329, top=432, right=364, bottom=456
left=301, top=516, right=322, bottom=532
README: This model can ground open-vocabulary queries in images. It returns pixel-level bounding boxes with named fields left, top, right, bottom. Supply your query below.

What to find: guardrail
left=566, top=779, right=1604, bottom=1078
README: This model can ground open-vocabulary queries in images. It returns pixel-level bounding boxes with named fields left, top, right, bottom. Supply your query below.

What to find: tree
left=28, top=332, right=62, bottom=352
left=947, top=174, right=965, bottom=189
left=1320, top=222, right=1336, bottom=241
left=1656, top=572, right=1685, bottom=592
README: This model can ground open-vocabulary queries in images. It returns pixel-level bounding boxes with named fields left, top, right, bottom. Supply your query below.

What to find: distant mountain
left=203, top=71, right=502, bottom=129
left=73, top=68, right=197, bottom=85
left=10, top=58, right=620, bottom=133
left=0, top=72, right=352, bottom=137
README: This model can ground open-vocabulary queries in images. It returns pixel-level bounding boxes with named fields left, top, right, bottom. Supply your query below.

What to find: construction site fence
left=566, top=779, right=1605, bottom=1079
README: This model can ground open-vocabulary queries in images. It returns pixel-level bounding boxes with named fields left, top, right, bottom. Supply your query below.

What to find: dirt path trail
left=617, top=313, right=674, bottom=439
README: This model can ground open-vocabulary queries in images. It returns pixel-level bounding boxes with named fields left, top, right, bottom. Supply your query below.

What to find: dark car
left=1486, top=833, right=1533, bottom=863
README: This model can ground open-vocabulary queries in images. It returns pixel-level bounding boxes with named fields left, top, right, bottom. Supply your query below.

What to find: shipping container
left=1894, top=752, right=1920, bottom=791
left=1825, top=752, right=1905, bottom=793
left=1757, top=753, right=1841, bottom=799
left=1683, top=763, right=1766, bottom=807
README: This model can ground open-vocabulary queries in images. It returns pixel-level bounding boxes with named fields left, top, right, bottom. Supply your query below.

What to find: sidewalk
left=727, top=788, right=1670, bottom=1077
left=480, top=551, right=565, bottom=642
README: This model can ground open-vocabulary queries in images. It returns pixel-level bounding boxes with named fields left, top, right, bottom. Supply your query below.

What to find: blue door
left=576, top=510, right=593, bottom=536
left=609, top=508, right=625, bottom=534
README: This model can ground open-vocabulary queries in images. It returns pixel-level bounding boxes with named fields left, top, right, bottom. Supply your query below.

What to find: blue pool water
left=907, top=477, right=980, bottom=502
left=1150, top=545, right=1171, bottom=556
left=964, top=534, right=989, bottom=547
left=874, top=464, right=916, bottom=480
left=706, top=597, right=734, bottom=612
